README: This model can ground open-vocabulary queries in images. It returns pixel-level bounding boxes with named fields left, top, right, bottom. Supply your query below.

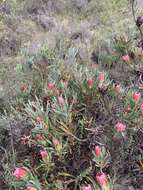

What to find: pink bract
left=13, top=167, right=27, bottom=180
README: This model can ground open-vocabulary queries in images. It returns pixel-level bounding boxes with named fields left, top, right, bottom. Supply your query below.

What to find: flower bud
left=53, top=138, right=62, bottom=153
left=95, top=146, right=102, bottom=157
left=98, top=72, right=105, bottom=82
left=122, top=54, right=130, bottom=62
left=40, top=150, right=49, bottom=163
left=82, top=184, right=92, bottom=190
left=132, top=92, right=141, bottom=102
left=87, top=78, right=94, bottom=89
left=48, top=82, right=54, bottom=91
left=53, top=138, right=60, bottom=146
left=27, top=186, right=37, bottom=190
left=96, top=172, right=108, bottom=189
left=13, top=167, right=28, bottom=180
left=115, top=122, right=126, bottom=133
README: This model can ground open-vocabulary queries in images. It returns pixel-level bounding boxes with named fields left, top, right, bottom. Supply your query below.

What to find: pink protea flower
left=58, top=96, right=65, bottom=106
left=95, top=146, right=102, bottom=157
left=87, top=78, right=94, bottom=89
left=140, top=103, right=143, bottom=113
left=13, top=167, right=27, bottom=180
left=48, top=82, right=54, bottom=91
left=36, top=116, right=44, bottom=124
left=115, top=122, right=126, bottom=133
left=40, top=150, right=48, bottom=160
left=98, top=72, right=105, bottom=82
left=96, top=172, right=107, bottom=188
left=132, top=92, right=141, bottom=102
left=27, top=186, right=37, bottom=190
left=122, top=54, right=130, bottom=62
left=82, top=184, right=92, bottom=190
left=53, top=138, right=60, bottom=146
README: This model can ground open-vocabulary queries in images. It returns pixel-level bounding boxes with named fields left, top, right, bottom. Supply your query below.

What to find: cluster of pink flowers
left=47, top=82, right=65, bottom=106
left=13, top=168, right=37, bottom=190
left=13, top=167, right=109, bottom=190
left=114, top=91, right=143, bottom=133
left=132, top=92, right=143, bottom=114
left=48, top=82, right=60, bottom=96
left=87, top=72, right=105, bottom=89
left=14, top=66, right=143, bottom=190
left=49, top=80, right=69, bottom=94
left=82, top=172, right=108, bottom=190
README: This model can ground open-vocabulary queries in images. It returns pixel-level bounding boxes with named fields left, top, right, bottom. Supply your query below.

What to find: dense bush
left=1, top=0, right=143, bottom=190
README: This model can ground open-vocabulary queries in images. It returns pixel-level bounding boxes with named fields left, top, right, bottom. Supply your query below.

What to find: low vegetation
left=0, top=0, right=143, bottom=189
